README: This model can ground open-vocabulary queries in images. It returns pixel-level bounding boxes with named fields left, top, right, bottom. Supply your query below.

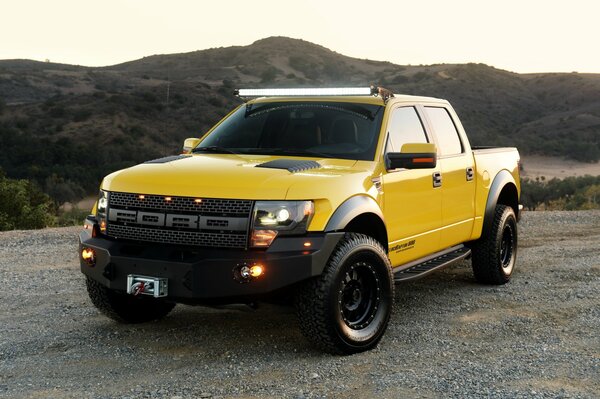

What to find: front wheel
left=86, top=277, right=175, bottom=323
left=295, top=233, right=393, bottom=354
left=471, top=205, right=518, bottom=285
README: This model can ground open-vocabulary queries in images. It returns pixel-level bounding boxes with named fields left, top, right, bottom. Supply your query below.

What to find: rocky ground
left=0, top=211, right=599, bottom=399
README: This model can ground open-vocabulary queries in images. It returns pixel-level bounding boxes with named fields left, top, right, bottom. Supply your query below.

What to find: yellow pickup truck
left=79, top=87, right=521, bottom=354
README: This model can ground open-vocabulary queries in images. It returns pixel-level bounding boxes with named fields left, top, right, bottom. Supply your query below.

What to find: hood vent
left=144, top=155, right=190, bottom=164
left=256, top=159, right=321, bottom=173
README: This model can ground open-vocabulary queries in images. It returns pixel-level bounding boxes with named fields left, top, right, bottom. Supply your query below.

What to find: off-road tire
left=295, top=233, right=394, bottom=354
left=86, top=277, right=175, bottom=323
left=472, top=205, right=518, bottom=285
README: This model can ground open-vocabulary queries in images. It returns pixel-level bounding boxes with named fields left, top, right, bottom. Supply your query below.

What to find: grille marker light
left=138, top=194, right=145, bottom=200
left=194, top=199, right=202, bottom=204
left=165, top=197, right=172, bottom=202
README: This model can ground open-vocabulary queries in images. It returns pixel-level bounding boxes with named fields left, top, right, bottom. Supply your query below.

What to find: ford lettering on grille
left=105, top=192, right=253, bottom=248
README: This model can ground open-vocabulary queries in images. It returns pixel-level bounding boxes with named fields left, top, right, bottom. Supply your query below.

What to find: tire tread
left=295, top=233, right=393, bottom=354
left=472, top=205, right=516, bottom=285
left=86, top=277, right=175, bottom=323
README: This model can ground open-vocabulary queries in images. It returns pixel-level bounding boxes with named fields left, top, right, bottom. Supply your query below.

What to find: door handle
left=433, top=172, right=442, bottom=188
left=466, top=167, right=474, bottom=181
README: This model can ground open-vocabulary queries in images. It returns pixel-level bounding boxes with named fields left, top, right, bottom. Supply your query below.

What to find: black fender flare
left=324, top=195, right=385, bottom=232
left=482, top=170, right=519, bottom=236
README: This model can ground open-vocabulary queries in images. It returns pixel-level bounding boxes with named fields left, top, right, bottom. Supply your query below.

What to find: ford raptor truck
left=79, top=86, right=522, bottom=354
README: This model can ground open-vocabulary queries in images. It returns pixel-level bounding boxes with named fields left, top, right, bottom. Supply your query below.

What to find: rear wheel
left=86, top=277, right=175, bottom=323
left=295, top=233, right=393, bottom=354
left=472, top=205, right=518, bottom=284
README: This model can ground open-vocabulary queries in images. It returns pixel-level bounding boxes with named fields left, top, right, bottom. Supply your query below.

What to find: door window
left=385, top=107, right=428, bottom=153
left=424, top=107, right=463, bottom=156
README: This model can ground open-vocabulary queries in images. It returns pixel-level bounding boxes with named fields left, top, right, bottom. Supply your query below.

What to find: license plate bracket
left=126, top=275, right=168, bottom=298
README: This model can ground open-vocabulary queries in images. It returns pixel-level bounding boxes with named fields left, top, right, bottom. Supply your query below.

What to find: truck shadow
left=88, top=262, right=481, bottom=358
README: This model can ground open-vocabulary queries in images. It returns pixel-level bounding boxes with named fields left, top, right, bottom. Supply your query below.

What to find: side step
left=393, top=245, right=471, bottom=283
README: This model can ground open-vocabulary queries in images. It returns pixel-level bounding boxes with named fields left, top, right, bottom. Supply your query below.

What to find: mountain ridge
left=0, top=36, right=598, bottom=202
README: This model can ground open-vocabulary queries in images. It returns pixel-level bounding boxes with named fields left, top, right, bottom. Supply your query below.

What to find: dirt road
left=1, top=211, right=599, bottom=398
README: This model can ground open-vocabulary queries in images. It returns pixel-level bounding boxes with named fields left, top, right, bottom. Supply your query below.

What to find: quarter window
left=385, top=107, right=428, bottom=153
left=424, top=107, right=463, bottom=156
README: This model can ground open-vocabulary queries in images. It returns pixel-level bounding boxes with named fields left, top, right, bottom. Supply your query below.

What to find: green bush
left=0, top=171, right=55, bottom=231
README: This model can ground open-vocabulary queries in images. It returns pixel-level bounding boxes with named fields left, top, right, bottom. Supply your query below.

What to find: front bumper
left=79, top=230, right=343, bottom=304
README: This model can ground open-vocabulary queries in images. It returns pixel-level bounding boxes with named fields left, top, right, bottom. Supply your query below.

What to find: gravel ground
left=1, top=211, right=599, bottom=399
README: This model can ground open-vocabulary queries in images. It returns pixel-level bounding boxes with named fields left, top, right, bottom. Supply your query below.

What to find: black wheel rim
left=338, top=262, right=381, bottom=330
left=500, top=223, right=514, bottom=269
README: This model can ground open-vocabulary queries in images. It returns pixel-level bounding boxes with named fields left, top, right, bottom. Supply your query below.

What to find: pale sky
left=1, top=0, right=599, bottom=73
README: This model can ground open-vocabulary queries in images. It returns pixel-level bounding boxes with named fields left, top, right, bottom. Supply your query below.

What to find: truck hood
left=101, top=154, right=370, bottom=200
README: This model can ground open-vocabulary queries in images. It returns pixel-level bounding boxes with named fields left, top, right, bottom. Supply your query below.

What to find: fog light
left=81, top=248, right=96, bottom=266
left=249, top=265, right=264, bottom=278
left=234, top=263, right=265, bottom=282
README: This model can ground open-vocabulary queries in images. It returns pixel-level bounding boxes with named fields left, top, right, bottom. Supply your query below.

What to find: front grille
left=109, top=192, right=253, bottom=216
left=106, top=192, right=253, bottom=248
left=106, top=224, right=248, bottom=248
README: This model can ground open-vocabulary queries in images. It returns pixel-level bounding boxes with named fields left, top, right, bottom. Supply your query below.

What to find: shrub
left=0, top=171, right=55, bottom=231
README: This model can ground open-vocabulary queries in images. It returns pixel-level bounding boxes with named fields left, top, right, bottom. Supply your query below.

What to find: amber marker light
left=138, top=194, right=145, bottom=200
left=100, top=220, right=107, bottom=232
left=303, top=242, right=312, bottom=247
left=413, top=157, right=434, bottom=163
left=194, top=199, right=202, bottom=204
left=165, top=197, right=172, bottom=202
left=251, top=230, right=278, bottom=247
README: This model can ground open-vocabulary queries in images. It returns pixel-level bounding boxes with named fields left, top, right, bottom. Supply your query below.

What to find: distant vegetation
left=521, top=175, right=600, bottom=211
left=0, top=36, right=598, bottom=219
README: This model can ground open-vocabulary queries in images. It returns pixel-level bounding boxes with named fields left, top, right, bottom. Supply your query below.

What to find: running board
left=393, top=245, right=471, bottom=283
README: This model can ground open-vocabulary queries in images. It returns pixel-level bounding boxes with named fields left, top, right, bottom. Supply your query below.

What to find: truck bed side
left=471, top=147, right=521, bottom=241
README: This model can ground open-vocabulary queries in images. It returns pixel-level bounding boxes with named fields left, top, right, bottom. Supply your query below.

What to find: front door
left=381, top=106, right=442, bottom=267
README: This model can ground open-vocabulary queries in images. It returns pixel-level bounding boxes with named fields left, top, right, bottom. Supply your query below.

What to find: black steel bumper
left=79, top=230, right=343, bottom=304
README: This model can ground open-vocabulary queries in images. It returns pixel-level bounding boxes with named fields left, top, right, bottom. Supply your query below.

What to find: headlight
left=96, top=190, right=108, bottom=233
left=251, top=201, right=314, bottom=247
left=97, top=190, right=108, bottom=215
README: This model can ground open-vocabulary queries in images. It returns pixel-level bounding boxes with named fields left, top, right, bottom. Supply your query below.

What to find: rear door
left=422, top=106, right=476, bottom=248
left=382, top=105, right=442, bottom=266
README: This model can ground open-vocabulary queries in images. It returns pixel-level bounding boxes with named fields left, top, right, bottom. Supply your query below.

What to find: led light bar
left=235, top=87, right=375, bottom=97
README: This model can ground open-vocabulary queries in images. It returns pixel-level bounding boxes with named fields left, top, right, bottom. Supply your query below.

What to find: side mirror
left=182, top=138, right=201, bottom=154
left=385, top=143, right=437, bottom=170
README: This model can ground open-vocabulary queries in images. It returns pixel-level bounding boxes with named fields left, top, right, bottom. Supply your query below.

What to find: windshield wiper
left=192, top=146, right=238, bottom=155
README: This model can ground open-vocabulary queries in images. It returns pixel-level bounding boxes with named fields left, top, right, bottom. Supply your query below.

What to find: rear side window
left=424, top=107, right=462, bottom=156
left=385, top=107, right=428, bottom=153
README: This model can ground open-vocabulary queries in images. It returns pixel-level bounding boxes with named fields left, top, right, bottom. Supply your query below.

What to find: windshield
left=196, top=102, right=384, bottom=161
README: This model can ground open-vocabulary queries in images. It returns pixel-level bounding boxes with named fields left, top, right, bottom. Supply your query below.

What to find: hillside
left=0, top=36, right=599, bottom=202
